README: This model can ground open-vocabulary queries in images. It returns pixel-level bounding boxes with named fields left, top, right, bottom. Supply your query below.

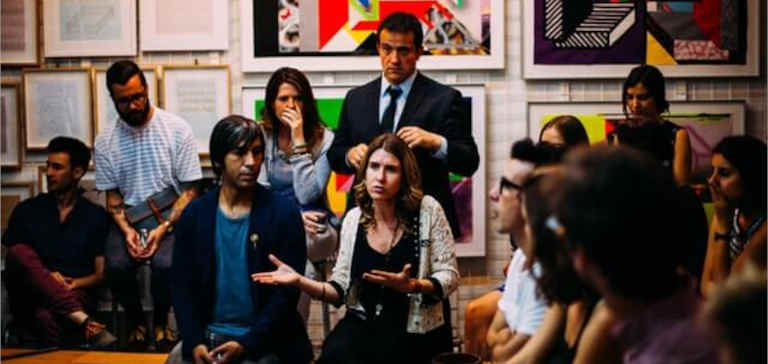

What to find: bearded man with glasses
left=94, top=60, right=202, bottom=352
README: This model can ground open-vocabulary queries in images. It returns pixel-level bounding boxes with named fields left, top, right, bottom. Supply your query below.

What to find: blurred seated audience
left=702, top=265, right=766, bottom=364
left=554, top=145, right=718, bottom=364
left=701, top=135, right=766, bottom=297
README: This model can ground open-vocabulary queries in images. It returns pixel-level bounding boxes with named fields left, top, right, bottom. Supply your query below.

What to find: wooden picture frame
left=1, top=0, right=41, bottom=66
left=43, top=0, right=137, bottom=57
left=139, top=0, right=228, bottom=51
left=23, top=68, right=93, bottom=150
left=527, top=100, right=746, bottom=174
left=522, top=0, right=761, bottom=79
left=1, top=181, right=35, bottom=233
left=92, top=65, right=159, bottom=135
left=161, top=65, right=231, bottom=156
left=240, top=0, right=504, bottom=72
left=1, top=81, right=24, bottom=170
left=242, top=83, right=487, bottom=257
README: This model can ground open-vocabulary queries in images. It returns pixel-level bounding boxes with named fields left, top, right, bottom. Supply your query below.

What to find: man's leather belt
left=125, top=187, right=179, bottom=226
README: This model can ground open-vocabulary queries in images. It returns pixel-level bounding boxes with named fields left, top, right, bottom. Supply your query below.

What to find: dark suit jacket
left=171, top=185, right=312, bottom=364
left=328, top=73, right=480, bottom=234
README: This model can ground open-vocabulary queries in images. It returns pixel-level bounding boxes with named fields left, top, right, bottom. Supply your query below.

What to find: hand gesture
left=193, top=344, right=213, bottom=364
left=251, top=254, right=301, bottom=286
left=709, top=179, right=733, bottom=224
left=208, top=341, right=245, bottom=364
left=136, top=224, right=165, bottom=260
left=347, top=143, right=368, bottom=170
left=396, top=126, right=442, bottom=151
left=302, top=210, right=328, bottom=236
left=280, top=103, right=305, bottom=144
left=362, top=264, right=414, bottom=293
left=123, top=228, right=144, bottom=260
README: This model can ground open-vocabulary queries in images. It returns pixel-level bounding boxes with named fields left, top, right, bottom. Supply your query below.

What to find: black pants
left=317, top=313, right=452, bottom=364
left=105, top=222, right=174, bottom=329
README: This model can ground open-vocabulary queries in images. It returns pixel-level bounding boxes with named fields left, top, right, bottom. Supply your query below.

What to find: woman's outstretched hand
left=251, top=254, right=301, bottom=286
left=363, top=264, right=414, bottom=293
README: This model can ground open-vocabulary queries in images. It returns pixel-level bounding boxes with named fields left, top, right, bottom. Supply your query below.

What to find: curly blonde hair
left=353, top=134, right=423, bottom=232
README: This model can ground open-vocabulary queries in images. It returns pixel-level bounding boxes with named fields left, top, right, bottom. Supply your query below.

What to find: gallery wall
left=2, top=0, right=766, bottom=279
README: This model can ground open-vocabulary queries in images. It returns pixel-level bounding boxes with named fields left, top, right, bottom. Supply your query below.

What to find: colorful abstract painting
left=241, top=1, right=503, bottom=71
left=523, top=0, right=759, bottom=78
left=243, top=84, right=487, bottom=256
left=527, top=101, right=746, bottom=176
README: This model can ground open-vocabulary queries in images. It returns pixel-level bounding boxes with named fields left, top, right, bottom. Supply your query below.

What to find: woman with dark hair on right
left=622, top=64, right=692, bottom=186
left=701, top=135, right=767, bottom=297
left=253, top=134, right=459, bottom=364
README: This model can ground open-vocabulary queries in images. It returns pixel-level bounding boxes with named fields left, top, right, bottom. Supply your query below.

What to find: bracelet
left=162, top=220, right=173, bottom=233
left=291, top=142, right=307, bottom=149
left=714, top=231, right=731, bottom=242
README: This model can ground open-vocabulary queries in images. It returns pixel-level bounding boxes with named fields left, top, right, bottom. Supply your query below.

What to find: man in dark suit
left=328, top=12, right=479, bottom=235
left=168, top=115, right=312, bottom=364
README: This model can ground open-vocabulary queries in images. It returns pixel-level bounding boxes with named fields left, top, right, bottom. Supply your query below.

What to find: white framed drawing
left=1, top=82, right=24, bottom=170
left=1, top=181, right=35, bottom=233
left=242, top=84, right=487, bottom=257
left=92, top=66, right=158, bottom=135
left=240, top=0, right=504, bottom=72
left=527, top=101, right=746, bottom=174
left=23, top=68, right=93, bottom=150
left=43, top=0, right=137, bottom=57
left=161, top=65, right=231, bottom=156
left=522, top=0, right=761, bottom=79
left=139, top=0, right=228, bottom=51
left=1, top=0, right=41, bottom=66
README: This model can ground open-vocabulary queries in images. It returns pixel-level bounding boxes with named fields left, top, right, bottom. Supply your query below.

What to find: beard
left=119, top=102, right=151, bottom=127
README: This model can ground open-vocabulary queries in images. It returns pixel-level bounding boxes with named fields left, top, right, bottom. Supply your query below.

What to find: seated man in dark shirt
left=168, top=115, right=312, bottom=364
left=2, top=136, right=115, bottom=347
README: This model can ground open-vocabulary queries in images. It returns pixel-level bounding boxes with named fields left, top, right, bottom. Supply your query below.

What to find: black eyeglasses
left=499, top=176, right=522, bottom=192
left=114, top=92, right=148, bottom=109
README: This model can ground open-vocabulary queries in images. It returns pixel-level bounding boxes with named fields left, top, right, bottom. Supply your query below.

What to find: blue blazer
left=171, top=185, right=312, bottom=363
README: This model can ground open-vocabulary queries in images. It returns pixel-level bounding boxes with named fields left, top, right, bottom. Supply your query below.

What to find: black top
left=351, top=223, right=419, bottom=328
left=547, top=300, right=597, bottom=364
left=2, top=192, right=108, bottom=278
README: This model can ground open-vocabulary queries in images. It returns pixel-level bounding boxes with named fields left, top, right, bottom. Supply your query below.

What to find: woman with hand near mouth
left=621, top=65, right=692, bottom=186
left=253, top=134, right=459, bottom=364
left=258, top=67, right=338, bottom=321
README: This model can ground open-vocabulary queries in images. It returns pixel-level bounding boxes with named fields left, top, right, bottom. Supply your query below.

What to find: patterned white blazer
left=329, top=195, right=460, bottom=333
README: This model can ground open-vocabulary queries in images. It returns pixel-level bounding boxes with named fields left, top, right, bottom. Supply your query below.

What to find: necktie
left=380, top=86, right=402, bottom=134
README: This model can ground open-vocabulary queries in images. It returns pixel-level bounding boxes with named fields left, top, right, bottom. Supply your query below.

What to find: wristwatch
left=162, top=220, right=174, bottom=233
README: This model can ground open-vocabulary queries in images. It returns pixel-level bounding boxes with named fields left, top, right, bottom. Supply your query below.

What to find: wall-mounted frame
left=1, top=181, right=35, bottom=233
left=240, top=0, right=504, bottom=72
left=1, top=0, right=41, bottom=66
left=139, top=0, right=228, bottom=51
left=527, top=101, right=746, bottom=174
left=522, top=0, right=760, bottom=79
left=92, top=66, right=158, bottom=135
left=161, top=65, right=231, bottom=156
left=23, top=68, right=93, bottom=150
left=1, top=82, right=24, bottom=170
left=242, top=83, right=487, bottom=257
left=43, top=0, right=137, bottom=57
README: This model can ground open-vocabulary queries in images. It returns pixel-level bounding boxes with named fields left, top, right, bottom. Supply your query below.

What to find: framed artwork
left=240, top=0, right=504, bottom=72
left=43, top=0, right=137, bottom=57
left=161, top=65, right=231, bottom=156
left=1, top=82, right=24, bottom=170
left=522, top=0, right=760, bottom=79
left=92, top=66, right=158, bottom=135
left=139, top=0, right=228, bottom=51
left=1, top=0, right=41, bottom=66
left=242, top=84, right=487, bottom=257
left=527, top=101, right=746, bottom=175
left=1, top=182, right=34, bottom=233
left=23, top=69, right=93, bottom=150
